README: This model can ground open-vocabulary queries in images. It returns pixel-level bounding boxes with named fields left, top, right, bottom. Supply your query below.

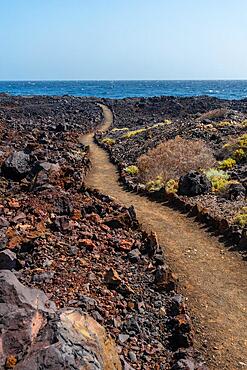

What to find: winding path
left=81, top=104, right=247, bottom=370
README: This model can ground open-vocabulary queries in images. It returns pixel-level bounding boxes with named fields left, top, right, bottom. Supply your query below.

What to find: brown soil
left=81, top=104, right=247, bottom=370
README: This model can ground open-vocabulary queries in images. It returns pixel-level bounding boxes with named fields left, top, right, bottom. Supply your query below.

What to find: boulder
left=178, top=171, right=212, bottom=196
left=0, top=269, right=55, bottom=311
left=154, top=264, right=177, bottom=291
left=0, top=271, right=121, bottom=370
left=55, top=196, right=74, bottom=216
left=2, top=151, right=31, bottom=180
left=0, top=249, right=17, bottom=270
left=227, top=183, right=246, bottom=199
left=128, top=248, right=141, bottom=262
left=32, top=161, right=60, bottom=174
left=14, top=309, right=121, bottom=370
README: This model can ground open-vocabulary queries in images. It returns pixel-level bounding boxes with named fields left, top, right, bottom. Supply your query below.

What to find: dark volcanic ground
left=0, top=94, right=208, bottom=369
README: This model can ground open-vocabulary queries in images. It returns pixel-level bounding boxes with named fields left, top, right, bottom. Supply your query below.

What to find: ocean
left=0, top=80, right=247, bottom=100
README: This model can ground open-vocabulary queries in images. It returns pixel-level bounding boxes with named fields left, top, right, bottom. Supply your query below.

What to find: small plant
left=216, top=121, right=232, bottom=127
left=211, top=177, right=230, bottom=192
left=165, top=178, right=178, bottom=194
left=205, top=168, right=230, bottom=192
left=234, top=213, right=247, bottom=227
left=232, top=148, right=246, bottom=162
left=220, top=134, right=247, bottom=163
left=205, top=168, right=229, bottom=180
left=240, top=119, right=247, bottom=127
left=124, top=165, right=139, bottom=176
left=122, top=128, right=146, bottom=139
left=101, top=137, right=116, bottom=146
left=238, top=134, right=247, bottom=149
left=111, top=127, right=129, bottom=132
left=151, top=120, right=172, bottom=130
left=146, top=176, right=164, bottom=192
left=163, top=119, right=172, bottom=125
left=218, top=157, right=236, bottom=170
left=223, top=143, right=230, bottom=149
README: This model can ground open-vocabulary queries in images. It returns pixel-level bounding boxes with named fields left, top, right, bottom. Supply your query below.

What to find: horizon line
left=1, top=78, right=247, bottom=82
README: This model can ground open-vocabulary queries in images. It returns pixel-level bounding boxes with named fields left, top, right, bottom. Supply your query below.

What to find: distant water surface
left=0, top=80, right=247, bottom=100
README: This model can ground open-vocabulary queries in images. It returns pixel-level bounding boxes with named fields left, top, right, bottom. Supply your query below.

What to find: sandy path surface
left=80, top=104, right=247, bottom=370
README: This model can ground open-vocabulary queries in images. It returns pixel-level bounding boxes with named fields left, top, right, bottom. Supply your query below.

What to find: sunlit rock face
left=0, top=270, right=121, bottom=370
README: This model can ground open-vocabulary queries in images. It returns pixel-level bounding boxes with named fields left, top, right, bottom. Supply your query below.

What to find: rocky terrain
left=0, top=95, right=206, bottom=369
left=98, top=96, right=247, bottom=250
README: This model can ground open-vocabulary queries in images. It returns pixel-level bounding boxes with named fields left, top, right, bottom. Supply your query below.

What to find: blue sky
left=0, top=0, right=247, bottom=80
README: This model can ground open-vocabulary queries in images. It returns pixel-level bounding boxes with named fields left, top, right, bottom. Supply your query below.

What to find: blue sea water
left=0, top=80, right=247, bottom=100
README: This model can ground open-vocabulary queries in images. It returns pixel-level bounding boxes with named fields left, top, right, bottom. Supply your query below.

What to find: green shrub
left=218, top=158, right=236, bottom=170
left=238, top=134, right=247, bottom=149
left=232, top=148, right=246, bottom=161
left=205, top=168, right=230, bottom=192
left=124, top=165, right=139, bottom=176
left=220, top=134, right=247, bottom=164
left=205, top=168, right=229, bottom=180
left=165, top=179, right=178, bottom=194
left=234, top=213, right=247, bottom=227
left=101, top=137, right=116, bottom=146
left=146, top=176, right=164, bottom=192
left=216, top=121, right=232, bottom=127
left=240, top=120, right=247, bottom=127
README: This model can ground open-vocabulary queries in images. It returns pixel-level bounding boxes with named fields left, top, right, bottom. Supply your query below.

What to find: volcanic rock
left=227, top=183, right=246, bottom=199
left=178, top=171, right=212, bottom=196
left=154, top=264, right=177, bottom=291
left=0, top=271, right=121, bottom=370
left=128, top=248, right=141, bottom=262
left=0, top=249, right=17, bottom=270
left=104, top=268, right=122, bottom=287
left=0, top=269, right=55, bottom=311
left=2, top=151, right=31, bottom=180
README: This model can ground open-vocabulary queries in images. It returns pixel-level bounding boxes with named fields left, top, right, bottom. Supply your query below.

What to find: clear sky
left=1, top=0, right=247, bottom=80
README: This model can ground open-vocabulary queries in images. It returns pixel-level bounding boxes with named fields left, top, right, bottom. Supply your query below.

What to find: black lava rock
left=178, top=171, right=212, bottom=196
left=2, top=151, right=31, bottom=180
left=227, top=183, right=246, bottom=199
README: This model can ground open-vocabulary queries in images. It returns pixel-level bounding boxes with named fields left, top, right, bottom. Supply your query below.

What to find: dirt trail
left=81, top=104, right=247, bottom=370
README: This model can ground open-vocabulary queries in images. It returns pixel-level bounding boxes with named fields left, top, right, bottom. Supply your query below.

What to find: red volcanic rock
left=0, top=271, right=121, bottom=370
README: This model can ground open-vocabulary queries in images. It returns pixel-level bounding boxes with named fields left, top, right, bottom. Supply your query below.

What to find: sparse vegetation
left=198, top=108, right=228, bottom=121
left=165, top=178, right=179, bottom=194
left=221, top=134, right=247, bottom=162
left=101, top=137, right=116, bottom=146
left=241, top=119, right=247, bottom=127
left=145, top=176, right=164, bottom=192
left=215, top=120, right=232, bottom=127
left=238, top=133, right=247, bottom=149
left=232, top=148, right=246, bottom=161
left=137, top=136, right=216, bottom=184
left=124, top=165, right=139, bottom=176
left=204, top=168, right=230, bottom=192
left=111, top=127, right=129, bottom=132
left=234, top=212, right=247, bottom=227
left=122, top=128, right=146, bottom=139
left=218, top=157, right=236, bottom=170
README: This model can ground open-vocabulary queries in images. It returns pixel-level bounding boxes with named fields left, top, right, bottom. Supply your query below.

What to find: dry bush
left=137, top=136, right=216, bottom=183
left=198, top=108, right=229, bottom=121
